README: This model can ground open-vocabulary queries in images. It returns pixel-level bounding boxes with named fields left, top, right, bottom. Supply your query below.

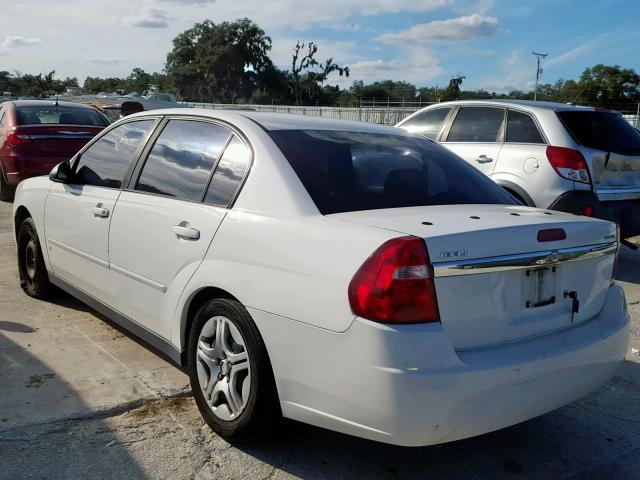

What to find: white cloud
left=2, top=36, right=42, bottom=48
left=377, top=14, right=503, bottom=44
left=333, top=48, right=443, bottom=87
left=358, top=0, right=451, bottom=15
left=196, top=0, right=451, bottom=30
left=544, top=44, right=593, bottom=71
left=452, top=0, right=494, bottom=15
left=124, top=8, right=170, bottom=28
left=158, top=0, right=214, bottom=3
left=479, top=49, right=535, bottom=93
left=89, top=58, right=123, bottom=65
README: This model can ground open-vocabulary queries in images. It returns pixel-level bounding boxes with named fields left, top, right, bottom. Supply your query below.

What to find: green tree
left=250, top=64, right=293, bottom=104
left=0, top=71, right=12, bottom=93
left=442, top=75, right=465, bottom=101
left=166, top=18, right=273, bottom=102
left=576, top=64, right=640, bottom=105
left=289, top=41, right=349, bottom=105
left=351, top=80, right=416, bottom=103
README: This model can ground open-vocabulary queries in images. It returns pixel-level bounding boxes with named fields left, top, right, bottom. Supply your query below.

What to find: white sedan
left=13, top=110, right=629, bottom=446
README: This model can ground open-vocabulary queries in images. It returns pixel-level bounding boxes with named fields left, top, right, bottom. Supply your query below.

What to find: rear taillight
left=7, top=131, right=32, bottom=147
left=348, top=236, right=440, bottom=323
left=546, top=146, right=590, bottom=183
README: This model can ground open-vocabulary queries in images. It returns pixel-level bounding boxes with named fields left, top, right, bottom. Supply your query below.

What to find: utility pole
left=532, top=51, right=548, bottom=101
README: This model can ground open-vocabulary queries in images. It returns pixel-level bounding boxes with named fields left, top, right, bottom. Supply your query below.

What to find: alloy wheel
left=196, top=316, right=251, bottom=421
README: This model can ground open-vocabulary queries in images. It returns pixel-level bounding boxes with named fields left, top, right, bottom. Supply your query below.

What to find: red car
left=0, top=100, right=109, bottom=200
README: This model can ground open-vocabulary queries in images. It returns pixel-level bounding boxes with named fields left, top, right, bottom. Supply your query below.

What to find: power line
left=532, top=51, right=548, bottom=101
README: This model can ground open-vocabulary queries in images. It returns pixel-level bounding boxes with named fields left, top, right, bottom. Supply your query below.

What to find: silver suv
left=396, top=100, right=640, bottom=238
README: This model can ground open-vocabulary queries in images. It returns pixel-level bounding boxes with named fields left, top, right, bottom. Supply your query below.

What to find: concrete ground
left=0, top=199, right=639, bottom=480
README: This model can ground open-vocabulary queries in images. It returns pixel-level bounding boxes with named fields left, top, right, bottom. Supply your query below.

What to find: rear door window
left=446, top=107, right=505, bottom=142
left=269, top=130, right=516, bottom=215
left=400, top=108, right=450, bottom=140
left=506, top=110, right=544, bottom=143
left=204, top=135, right=251, bottom=206
left=135, top=120, right=231, bottom=202
left=16, top=106, right=107, bottom=126
left=74, top=120, right=155, bottom=188
left=558, top=111, right=640, bottom=155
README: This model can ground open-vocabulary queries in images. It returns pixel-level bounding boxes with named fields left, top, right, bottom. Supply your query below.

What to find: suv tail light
left=546, top=146, right=590, bottom=183
left=7, top=131, right=32, bottom=147
left=348, top=236, right=440, bottom=323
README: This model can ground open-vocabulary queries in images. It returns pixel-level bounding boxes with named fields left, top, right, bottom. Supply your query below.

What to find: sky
left=0, top=0, right=638, bottom=93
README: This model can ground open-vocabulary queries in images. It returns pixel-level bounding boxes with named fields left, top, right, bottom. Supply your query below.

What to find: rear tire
left=0, top=171, right=15, bottom=202
left=187, top=299, right=280, bottom=444
left=17, top=218, right=53, bottom=298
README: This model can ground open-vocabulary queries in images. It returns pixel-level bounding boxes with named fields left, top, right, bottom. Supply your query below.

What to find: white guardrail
left=183, top=102, right=640, bottom=128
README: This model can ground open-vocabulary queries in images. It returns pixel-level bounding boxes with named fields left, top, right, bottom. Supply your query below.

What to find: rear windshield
left=16, top=106, right=107, bottom=126
left=269, top=130, right=517, bottom=215
left=558, top=111, right=640, bottom=155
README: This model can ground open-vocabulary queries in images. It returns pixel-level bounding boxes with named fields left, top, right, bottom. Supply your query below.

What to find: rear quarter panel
left=170, top=210, right=399, bottom=348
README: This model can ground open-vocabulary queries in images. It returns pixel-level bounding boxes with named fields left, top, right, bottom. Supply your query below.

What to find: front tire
left=17, top=218, right=53, bottom=298
left=187, top=299, right=280, bottom=443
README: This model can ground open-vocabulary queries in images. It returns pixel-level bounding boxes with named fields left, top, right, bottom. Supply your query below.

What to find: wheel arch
left=494, top=180, right=536, bottom=207
left=179, top=286, right=240, bottom=365
left=14, top=205, right=32, bottom=240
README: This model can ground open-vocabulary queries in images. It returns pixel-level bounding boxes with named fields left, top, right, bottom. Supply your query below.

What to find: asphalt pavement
left=1, top=199, right=639, bottom=480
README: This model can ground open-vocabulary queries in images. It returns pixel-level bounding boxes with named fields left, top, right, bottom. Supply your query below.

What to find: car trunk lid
left=9, top=125, right=102, bottom=166
left=331, top=204, right=617, bottom=350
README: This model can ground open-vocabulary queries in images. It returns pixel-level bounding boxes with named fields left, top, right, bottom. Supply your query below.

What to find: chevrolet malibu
left=13, top=110, right=629, bottom=446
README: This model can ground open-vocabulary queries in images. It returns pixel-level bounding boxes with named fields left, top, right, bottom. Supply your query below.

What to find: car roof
left=7, top=99, right=101, bottom=110
left=429, top=99, right=599, bottom=113
left=126, top=108, right=407, bottom=134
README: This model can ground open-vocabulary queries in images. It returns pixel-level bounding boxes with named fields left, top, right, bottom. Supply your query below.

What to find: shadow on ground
left=0, top=335, right=149, bottom=480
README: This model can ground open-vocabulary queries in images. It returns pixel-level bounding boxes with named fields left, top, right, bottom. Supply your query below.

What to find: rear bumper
left=251, top=284, right=629, bottom=446
left=2, top=156, right=59, bottom=186
left=549, top=190, right=640, bottom=238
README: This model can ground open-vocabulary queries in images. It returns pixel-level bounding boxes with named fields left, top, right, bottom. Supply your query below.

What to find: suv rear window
left=269, top=130, right=516, bottom=215
left=558, top=111, right=640, bottom=155
left=16, top=106, right=107, bottom=126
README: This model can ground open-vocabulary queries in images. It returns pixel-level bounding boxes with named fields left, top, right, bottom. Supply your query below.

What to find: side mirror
left=49, top=160, right=73, bottom=183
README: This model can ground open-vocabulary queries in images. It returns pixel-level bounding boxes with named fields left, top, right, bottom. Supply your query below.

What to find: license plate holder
left=524, top=266, right=557, bottom=309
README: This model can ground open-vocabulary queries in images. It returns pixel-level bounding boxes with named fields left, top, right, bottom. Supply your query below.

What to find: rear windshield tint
left=558, top=111, right=640, bottom=155
left=269, top=130, right=517, bottom=215
left=16, top=106, right=107, bottom=126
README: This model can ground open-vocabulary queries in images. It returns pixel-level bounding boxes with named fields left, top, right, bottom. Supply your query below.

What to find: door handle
left=172, top=225, right=200, bottom=240
left=476, top=155, right=493, bottom=164
left=91, top=205, right=110, bottom=218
